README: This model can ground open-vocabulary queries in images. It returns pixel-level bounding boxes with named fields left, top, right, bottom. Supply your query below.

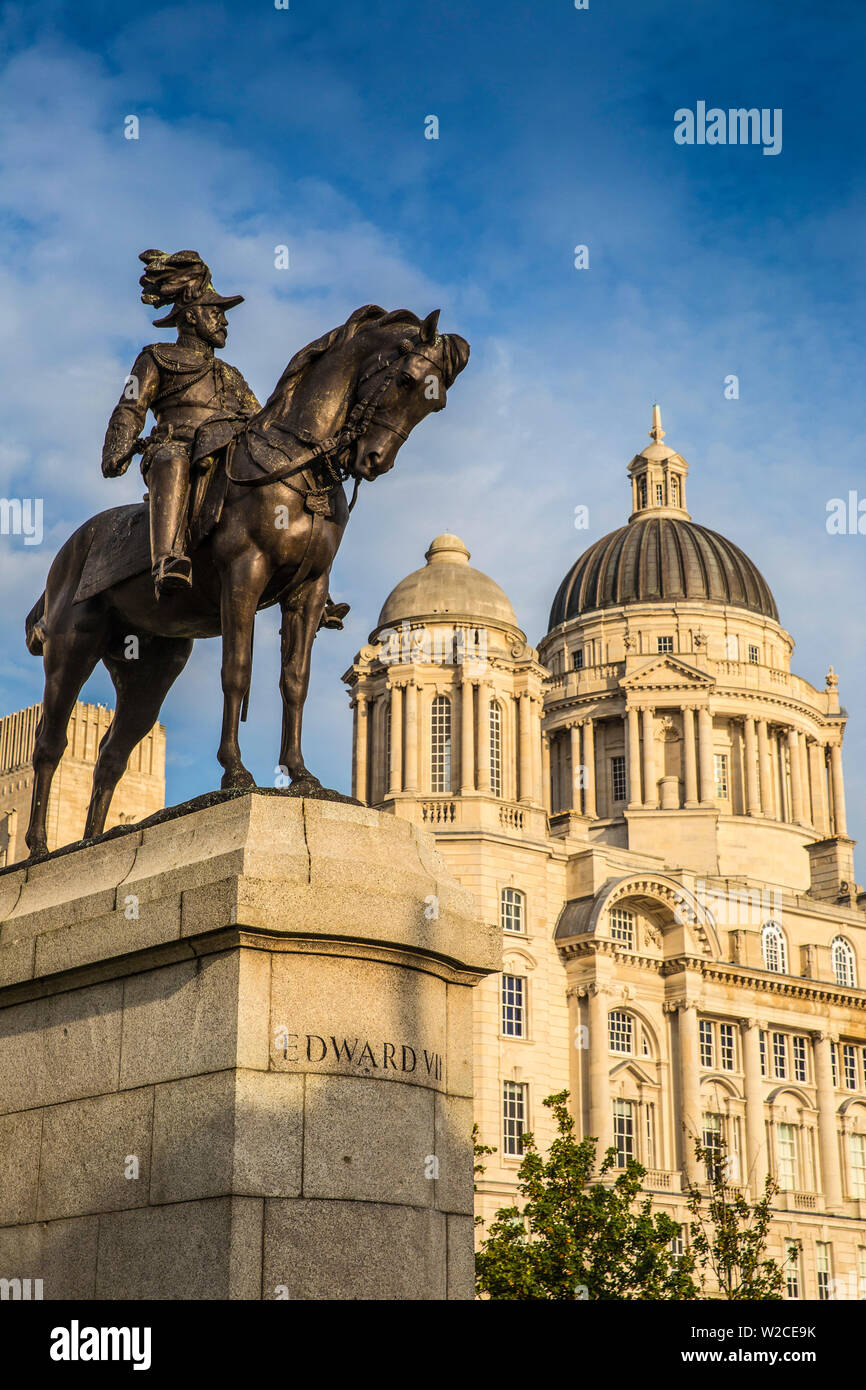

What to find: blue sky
left=1, top=0, right=865, bottom=843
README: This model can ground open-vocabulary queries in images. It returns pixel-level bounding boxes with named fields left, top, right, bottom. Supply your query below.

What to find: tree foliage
left=474, top=1094, right=786, bottom=1301
left=685, top=1133, right=784, bottom=1300
left=475, top=1091, right=698, bottom=1300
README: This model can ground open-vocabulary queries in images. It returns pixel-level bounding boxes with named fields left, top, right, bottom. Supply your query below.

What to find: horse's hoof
left=220, top=768, right=257, bottom=791
left=290, top=773, right=322, bottom=793
left=26, top=845, right=49, bottom=863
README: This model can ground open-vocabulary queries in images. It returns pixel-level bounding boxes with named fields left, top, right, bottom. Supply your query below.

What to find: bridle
left=226, top=335, right=444, bottom=507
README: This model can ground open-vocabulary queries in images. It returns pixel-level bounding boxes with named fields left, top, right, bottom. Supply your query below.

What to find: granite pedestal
left=0, top=793, right=499, bottom=1300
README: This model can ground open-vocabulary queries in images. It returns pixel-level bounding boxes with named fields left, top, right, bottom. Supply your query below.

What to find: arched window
left=670, top=475, right=680, bottom=507
left=762, top=921, right=788, bottom=974
left=490, top=701, right=502, bottom=797
left=608, top=1010, right=633, bottom=1054
left=608, top=907, right=635, bottom=949
left=832, top=936, right=857, bottom=988
left=501, top=887, right=525, bottom=934
left=430, top=695, right=451, bottom=793
left=637, top=477, right=647, bottom=509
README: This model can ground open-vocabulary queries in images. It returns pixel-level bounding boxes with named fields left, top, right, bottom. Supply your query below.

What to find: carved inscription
left=274, top=1029, right=443, bottom=1080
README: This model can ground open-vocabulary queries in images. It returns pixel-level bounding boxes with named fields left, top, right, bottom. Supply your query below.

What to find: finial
left=826, top=665, right=839, bottom=690
left=649, top=403, right=665, bottom=443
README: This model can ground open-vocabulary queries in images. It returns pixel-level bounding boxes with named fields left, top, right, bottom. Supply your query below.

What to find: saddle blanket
left=73, top=504, right=151, bottom=604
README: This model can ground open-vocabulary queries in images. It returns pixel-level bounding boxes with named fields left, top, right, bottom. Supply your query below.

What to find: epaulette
left=146, top=343, right=216, bottom=374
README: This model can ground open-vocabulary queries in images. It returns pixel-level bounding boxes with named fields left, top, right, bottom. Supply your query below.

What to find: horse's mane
left=262, top=306, right=424, bottom=415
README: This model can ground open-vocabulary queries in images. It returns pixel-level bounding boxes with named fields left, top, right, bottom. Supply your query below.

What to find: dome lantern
left=627, top=404, right=690, bottom=520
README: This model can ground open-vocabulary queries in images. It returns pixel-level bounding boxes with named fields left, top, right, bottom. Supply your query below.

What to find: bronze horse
left=23, top=305, right=469, bottom=859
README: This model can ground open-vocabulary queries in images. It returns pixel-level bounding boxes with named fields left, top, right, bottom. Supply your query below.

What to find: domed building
left=343, top=409, right=866, bottom=1299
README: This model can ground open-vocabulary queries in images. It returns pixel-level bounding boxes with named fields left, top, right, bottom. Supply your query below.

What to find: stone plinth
left=0, top=793, right=499, bottom=1300
left=807, top=835, right=857, bottom=902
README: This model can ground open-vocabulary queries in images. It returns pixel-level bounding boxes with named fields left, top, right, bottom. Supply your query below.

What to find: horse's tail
left=25, top=592, right=47, bottom=655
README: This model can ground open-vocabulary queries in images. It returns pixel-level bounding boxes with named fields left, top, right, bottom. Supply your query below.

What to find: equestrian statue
left=23, top=249, right=470, bottom=859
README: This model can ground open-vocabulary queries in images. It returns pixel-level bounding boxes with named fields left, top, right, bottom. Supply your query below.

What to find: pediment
left=622, top=654, right=715, bottom=693
left=502, top=946, right=538, bottom=972
left=610, top=1059, right=656, bottom=1087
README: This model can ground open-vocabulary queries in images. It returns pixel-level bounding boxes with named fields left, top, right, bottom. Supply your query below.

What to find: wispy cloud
left=1, top=4, right=864, bottom=843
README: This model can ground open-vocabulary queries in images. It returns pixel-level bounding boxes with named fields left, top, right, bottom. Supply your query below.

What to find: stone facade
left=0, top=702, right=165, bottom=866
left=343, top=409, right=866, bottom=1300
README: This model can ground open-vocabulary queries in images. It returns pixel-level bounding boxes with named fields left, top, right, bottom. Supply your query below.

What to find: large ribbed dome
left=548, top=515, right=779, bottom=630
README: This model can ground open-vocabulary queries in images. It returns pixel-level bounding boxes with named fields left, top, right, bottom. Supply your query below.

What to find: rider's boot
left=319, top=597, right=351, bottom=631
left=147, top=450, right=193, bottom=599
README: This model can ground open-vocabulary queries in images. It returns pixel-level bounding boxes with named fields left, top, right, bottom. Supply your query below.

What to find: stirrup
left=153, top=556, right=192, bottom=598
left=320, top=600, right=350, bottom=631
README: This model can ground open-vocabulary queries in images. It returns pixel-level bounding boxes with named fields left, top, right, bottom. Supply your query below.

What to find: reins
left=224, top=340, right=439, bottom=511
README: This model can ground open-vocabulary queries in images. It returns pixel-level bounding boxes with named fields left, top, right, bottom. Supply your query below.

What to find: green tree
left=685, top=1133, right=784, bottom=1300
left=475, top=1091, right=698, bottom=1300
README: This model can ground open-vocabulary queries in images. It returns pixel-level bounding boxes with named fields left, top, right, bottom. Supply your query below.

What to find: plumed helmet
left=138, top=249, right=244, bottom=327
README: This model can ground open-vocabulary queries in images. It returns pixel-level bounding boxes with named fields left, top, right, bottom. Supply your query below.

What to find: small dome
left=376, top=534, right=520, bottom=631
left=548, top=515, right=779, bottom=629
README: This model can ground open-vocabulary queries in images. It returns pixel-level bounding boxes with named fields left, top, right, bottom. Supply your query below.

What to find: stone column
left=809, top=741, right=829, bottom=837
left=773, top=729, right=787, bottom=820
left=351, top=696, right=360, bottom=802
left=529, top=697, right=542, bottom=806
left=626, top=706, right=642, bottom=808
left=698, top=706, right=715, bottom=806
left=387, top=684, right=402, bottom=797
left=743, top=716, right=761, bottom=816
left=798, top=732, right=812, bottom=827
left=460, top=678, right=474, bottom=794
left=354, top=694, right=369, bottom=805
left=561, top=733, right=570, bottom=812
left=588, top=984, right=612, bottom=1156
left=476, top=683, right=492, bottom=793
left=682, top=705, right=698, bottom=807
left=813, top=1031, right=843, bottom=1210
left=677, top=1002, right=703, bottom=1185
left=518, top=692, right=532, bottom=805
left=549, top=731, right=559, bottom=812
left=742, top=1019, right=769, bottom=1196
left=830, top=742, right=848, bottom=837
left=787, top=728, right=804, bottom=824
left=372, top=698, right=384, bottom=803
left=506, top=697, right=518, bottom=803
left=757, top=719, right=774, bottom=819
left=641, top=707, right=656, bottom=809
left=570, top=723, right=582, bottom=813
left=582, top=719, right=597, bottom=819
left=404, top=681, right=418, bottom=794
left=541, top=732, right=551, bottom=813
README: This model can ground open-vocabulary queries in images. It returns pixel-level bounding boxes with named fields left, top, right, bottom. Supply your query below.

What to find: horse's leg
left=217, top=553, right=268, bottom=790
left=25, top=627, right=103, bottom=859
left=279, top=573, right=329, bottom=787
left=83, top=635, right=194, bottom=839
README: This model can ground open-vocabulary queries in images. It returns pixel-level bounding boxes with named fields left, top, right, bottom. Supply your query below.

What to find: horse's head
left=347, top=309, right=470, bottom=481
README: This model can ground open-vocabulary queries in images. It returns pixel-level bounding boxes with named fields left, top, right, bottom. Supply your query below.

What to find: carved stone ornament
left=655, top=715, right=680, bottom=742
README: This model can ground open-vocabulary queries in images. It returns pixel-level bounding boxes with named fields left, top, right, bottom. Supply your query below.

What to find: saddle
left=73, top=450, right=230, bottom=604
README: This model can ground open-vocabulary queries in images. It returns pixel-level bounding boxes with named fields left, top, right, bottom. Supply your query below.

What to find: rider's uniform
left=101, top=341, right=260, bottom=585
